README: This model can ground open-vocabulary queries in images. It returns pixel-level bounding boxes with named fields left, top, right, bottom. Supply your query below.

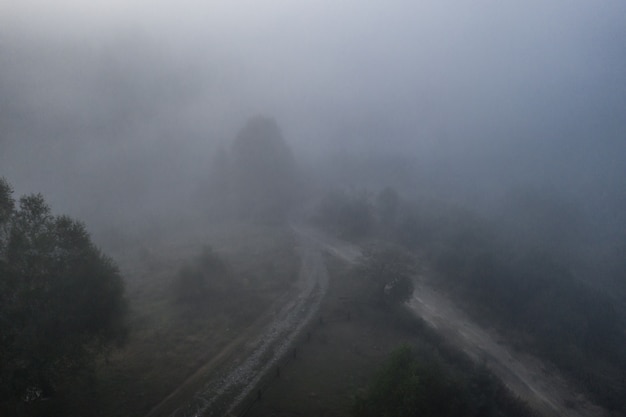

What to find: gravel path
left=166, top=228, right=330, bottom=417
left=297, top=229, right=608, bottom=417
left=154, top=225, right=607, bottom=417
left=409, top=280, right=609, bottom=417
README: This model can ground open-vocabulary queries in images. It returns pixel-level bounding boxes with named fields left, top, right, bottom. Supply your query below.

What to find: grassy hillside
left=54, top=224, right=300, bottom=417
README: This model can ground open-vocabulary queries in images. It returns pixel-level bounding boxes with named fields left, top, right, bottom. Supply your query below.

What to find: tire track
left=409, top=281, right=608, bottom=417
left=151, top=229, right=329, bottom=417
left=299, top=228, right=608, bottom=417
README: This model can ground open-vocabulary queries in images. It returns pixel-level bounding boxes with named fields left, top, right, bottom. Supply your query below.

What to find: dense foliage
left=353, top=345, right=533, bottom=417
left=0, top=178, right=127, bottom=406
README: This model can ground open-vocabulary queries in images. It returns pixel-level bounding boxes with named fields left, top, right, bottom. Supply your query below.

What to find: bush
left=352, top=345, right=534, bottom=417
left=174, top=245, right=231, bottom=306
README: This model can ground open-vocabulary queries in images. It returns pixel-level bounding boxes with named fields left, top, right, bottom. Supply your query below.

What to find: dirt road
left=410, top=279, right=608, bottom=417
left=303, top=230, right=608, bottom=417
left=146, top=227, right=330, bottom=417
left=148, top=225, right=608, bottom=417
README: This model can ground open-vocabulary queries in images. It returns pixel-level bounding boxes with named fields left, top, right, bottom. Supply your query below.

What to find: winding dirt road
left=301, top=228, right=608, bottom=417
left=146, top=227, right=331, bottom=417
left=409, top=280, right=608, bottom=417
left=148, top=225, right=608, bottom=417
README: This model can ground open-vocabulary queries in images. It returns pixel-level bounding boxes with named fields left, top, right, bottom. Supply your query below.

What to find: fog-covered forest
left=1, top=1, right=625, bottom=416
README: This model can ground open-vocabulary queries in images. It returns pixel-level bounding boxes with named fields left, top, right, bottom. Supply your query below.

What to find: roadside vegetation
left=246, top=252, right=535, bottom=417
left=1, top=117, right=303, bottom=417
left=0, top=185, right=299, bottom=417
left=353, top=345, right=533, bottom=417
left=314, top=186, right=626, bottom=415
left=91, top=223, right=299, bottom=417
left=3, top=108, right=622, bottom=417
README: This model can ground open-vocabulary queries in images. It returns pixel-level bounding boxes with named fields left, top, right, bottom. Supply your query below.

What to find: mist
left=1, top=1, right=625, bottom=267
left=4, top=2, right=626, bottom=415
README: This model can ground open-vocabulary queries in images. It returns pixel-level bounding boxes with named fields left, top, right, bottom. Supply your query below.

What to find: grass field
left=61, top=222, right=300, bottom=417
left=243, top=256, right=433, bottom=417
left=243, top=253, right=535, bottom=417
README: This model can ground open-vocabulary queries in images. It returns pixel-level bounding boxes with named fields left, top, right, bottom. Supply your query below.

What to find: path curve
left=300, top=229, right=608, bottom=417
left=150, top=227, right=330, bottom=417
left=409, top=280, right=608, bottom=417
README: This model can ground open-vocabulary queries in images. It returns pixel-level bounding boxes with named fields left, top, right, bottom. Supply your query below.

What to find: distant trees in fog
left=314, top=189, right=374, bottom=239
left=313, top=186, right=403, bottom=240
left=203, top=116, right=299, bottom=223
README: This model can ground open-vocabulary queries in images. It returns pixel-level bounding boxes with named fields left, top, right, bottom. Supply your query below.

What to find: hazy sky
left=1, top=0, right=625, bottom=228
left=3, top=0, right=625, bottom=146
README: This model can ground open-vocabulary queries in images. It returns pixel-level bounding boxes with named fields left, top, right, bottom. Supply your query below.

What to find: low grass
left=244, top=255, right=534, bottom=417
left=243, top=256, right=429, bottom=417
left=63, top=222, right=299, bottom=417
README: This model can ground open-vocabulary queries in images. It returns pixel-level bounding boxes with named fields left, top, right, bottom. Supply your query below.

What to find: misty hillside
left=2, top=1, right=626, bottom=417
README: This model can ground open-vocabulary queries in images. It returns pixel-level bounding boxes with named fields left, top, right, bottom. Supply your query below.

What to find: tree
left=359, top=244, right=416, bottom=306
left=228, top=116, right=298, bottom=222
left=0, top=179, right=127, bottom=406
left=0, top=178, right=14, bottom=257
left=175, top=245, right=231, bottom=307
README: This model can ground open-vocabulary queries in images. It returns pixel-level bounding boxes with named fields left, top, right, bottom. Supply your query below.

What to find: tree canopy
left=0, top=179, right=127, bottom=404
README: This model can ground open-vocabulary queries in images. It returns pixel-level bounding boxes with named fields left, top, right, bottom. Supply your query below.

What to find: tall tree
left=229, top=116, right=298, bottom=221
left=0, top=179, right=127, bottom=407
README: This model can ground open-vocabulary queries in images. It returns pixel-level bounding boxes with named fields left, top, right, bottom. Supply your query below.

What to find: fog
left=1, top=1, right=625, bottom=250
left=4, top=3, right=626, bottom=415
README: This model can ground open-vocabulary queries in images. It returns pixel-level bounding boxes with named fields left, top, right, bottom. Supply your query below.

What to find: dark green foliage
left=0, top=180, right=127, bottom=406
left=0, top=178, right=15, bottom=260
left=353, top=346, right=533, bottom=417
left=0, top=177, right=14, bottom=222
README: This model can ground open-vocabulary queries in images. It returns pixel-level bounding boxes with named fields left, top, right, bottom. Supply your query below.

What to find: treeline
left=353, top=345, right=535, bottom=417
left=314, top=186, right=626, bottom=414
